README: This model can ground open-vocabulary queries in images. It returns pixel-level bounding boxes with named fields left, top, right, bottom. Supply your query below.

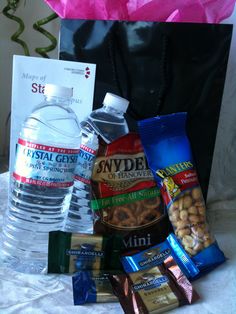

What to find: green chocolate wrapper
left=48, top=231, right=110, bottom=273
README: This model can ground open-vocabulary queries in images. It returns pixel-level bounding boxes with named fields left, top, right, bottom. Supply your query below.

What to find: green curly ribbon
left=33, top=13, right=58, bottom=58
left=2, top=0, right=30, bottom=56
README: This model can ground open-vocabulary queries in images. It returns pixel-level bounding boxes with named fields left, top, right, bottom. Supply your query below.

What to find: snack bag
left=122, top=233, right=199, bottom=280
left=91, top=133, right=172, bottom=252
left=72, top=270, right=117, bottom=305
left=110, top=253, right=199, bottom=314
left=138, top=113, right=225, bottom=273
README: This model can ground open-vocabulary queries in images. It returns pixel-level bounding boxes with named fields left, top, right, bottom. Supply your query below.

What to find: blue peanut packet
left=72, top=270, right=118, bottom=305
left=138, top=113, right=226, bottom=275
left=122, top=233, right=199, bottom=280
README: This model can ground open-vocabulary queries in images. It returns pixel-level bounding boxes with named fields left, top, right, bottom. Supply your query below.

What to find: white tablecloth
left=0, top=171, right=236, bottom=314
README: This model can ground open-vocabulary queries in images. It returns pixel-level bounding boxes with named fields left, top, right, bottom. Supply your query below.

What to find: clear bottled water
left=2, top=84, right=81, bottom=273
left=86, top=93, right=130, bottom=144
left=64, top=93, right=129, bottom=233
left=64, top=125, right=98, bottom=233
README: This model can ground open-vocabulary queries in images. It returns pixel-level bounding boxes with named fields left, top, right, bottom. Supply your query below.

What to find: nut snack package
left=73, top=270, right=117, bottom=305
left=138, top=113, right=226, bottom=273
left=48, top=231, right=113, bottom=274
left=122, top=233, right=199, bottom=280
left=91, top=133, right=172, bottom=252
left=110, top=254, right=199, bottom=314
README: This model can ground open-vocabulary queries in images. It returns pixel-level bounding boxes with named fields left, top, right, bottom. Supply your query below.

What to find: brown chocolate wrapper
left=109, top=256, right=199, bottom=314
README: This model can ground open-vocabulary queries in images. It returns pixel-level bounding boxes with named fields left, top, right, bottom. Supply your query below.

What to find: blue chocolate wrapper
left=73, top=270, right=117, bottom=305
left=121, top=233, right=199, bottom=279
left=73, top=271, right=96, bottom=304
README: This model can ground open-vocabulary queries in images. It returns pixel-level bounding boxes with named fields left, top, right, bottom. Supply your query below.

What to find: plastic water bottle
left=86, top=93, right=130, bottom=144
left=2, top=84, right=81, bottom=273
left=64, top=93, right=129, bottom=233
left=64, top=126, right=98, bottom=233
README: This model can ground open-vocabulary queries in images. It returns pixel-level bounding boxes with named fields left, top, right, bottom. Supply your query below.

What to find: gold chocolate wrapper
left=68, top=234, right=105, bottom=273
left=48, top=231, right=109, bottom=274
left=109, top=256, right=199, bottom=314
left=129, top=267, right=179, bottom=313
left=92, top=271, right=117, bottom=303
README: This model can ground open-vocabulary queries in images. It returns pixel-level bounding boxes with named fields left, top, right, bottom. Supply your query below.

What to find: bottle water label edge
left=13, top=138, right=79, bottom=188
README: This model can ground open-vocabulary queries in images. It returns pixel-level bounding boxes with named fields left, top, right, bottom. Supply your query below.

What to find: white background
left=207, top=8, right=236, bottom=210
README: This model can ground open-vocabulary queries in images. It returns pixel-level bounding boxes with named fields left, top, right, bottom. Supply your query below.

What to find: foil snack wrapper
left=110, top=256, right=199, bottom=314
left=122, top=233, right=199, bottom=280
left=73, top=270, right=118, bottom=304
left=47, top=231, right=110, bottom=273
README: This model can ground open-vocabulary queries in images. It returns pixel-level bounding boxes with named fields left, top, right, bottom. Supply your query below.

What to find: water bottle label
left=13, top=138, right=79, bottom=188
left=74, top=144, right=97, bottom=184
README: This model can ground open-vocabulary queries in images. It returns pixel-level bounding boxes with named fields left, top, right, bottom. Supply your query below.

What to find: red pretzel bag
left=91, top=133, right=172, bottom=252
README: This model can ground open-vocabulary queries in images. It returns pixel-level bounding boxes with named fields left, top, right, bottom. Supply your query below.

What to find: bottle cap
left=103, top=93, right=129, bottom=113
left=44, top=84, right=73, bottom=98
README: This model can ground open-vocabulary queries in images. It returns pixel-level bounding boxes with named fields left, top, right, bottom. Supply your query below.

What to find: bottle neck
left=44, top=95, right=71, bottom=106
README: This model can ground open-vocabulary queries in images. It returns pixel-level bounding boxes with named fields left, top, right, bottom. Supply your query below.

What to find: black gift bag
left=60, top=20, right=232, bottom=200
